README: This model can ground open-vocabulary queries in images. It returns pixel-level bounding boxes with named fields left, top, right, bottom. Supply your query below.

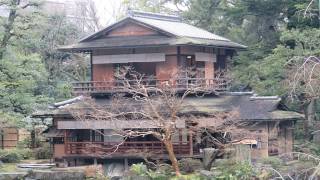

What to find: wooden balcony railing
left=65, top=141, right=197, bottom=157
left=72, top=78, right=230, bottom=95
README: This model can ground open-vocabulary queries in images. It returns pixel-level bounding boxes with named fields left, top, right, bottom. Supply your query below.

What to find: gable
left=73, top=14, right=246, bottom=50
left=106, top=22, right=159, bottom=37
left=80, top=17, right=175, bottom=42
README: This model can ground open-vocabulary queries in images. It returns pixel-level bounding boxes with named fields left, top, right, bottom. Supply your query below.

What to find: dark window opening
left=52, top=137, right=64, bottom=144
left=178, top=55, right=205, bottom=78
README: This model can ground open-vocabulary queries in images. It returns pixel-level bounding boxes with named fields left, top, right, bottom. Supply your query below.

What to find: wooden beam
left=179, top=129, right=182, bottom=154
left=189, top=130, right=193, bottom=156
left=64, top=130, right=67, bottom=155
left=90, top=52, right=93, bottom=81
left=124, top=158, right=129, bottom=171
left=1, top=129, right=3, bottom=149
left=177, top=46, right=181, bottom=63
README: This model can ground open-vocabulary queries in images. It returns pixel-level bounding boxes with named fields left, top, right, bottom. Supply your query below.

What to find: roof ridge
left=128, top=10, right=182, bottom=22
left=53, top=96, right=83, bottom=108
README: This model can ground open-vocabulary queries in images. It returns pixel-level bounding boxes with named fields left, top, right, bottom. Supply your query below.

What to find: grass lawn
left=0, top=163, right=19, bottom=172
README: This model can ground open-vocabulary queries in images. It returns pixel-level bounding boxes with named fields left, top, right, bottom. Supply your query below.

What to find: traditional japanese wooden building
left=33, top=11, right=303, bottom=167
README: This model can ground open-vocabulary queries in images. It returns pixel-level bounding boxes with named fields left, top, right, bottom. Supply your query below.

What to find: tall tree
left=0, top=0, right=40, bottom=60
left=34, top=15, right=89, bottom=99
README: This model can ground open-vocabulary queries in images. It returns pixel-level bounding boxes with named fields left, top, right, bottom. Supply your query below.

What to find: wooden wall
left=91, top=46, right=224, bottom=82
left=242, top=123, right=269, bottom=159
left=156, top=55, right=178, bottom=80
left=205, top=61, right=214, bottom=79
left=0, top=127, right=19, bottom=149
left=277, top=121, right=294, bottom=155
left=92, top=64, right=114, bottom=82
left=107, top=22, right=158, bottom=37
left=54, top=144, right=65, bottom=158
left=241, top=121, right=294, bottom=160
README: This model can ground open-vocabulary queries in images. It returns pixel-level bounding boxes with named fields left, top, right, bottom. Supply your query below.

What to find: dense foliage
left=0, top=0, right=89, bottom=129
left=181, top=0, right=319, bottom=96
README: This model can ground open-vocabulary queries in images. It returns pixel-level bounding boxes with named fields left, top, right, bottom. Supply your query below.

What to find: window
left=52, top=137, right=64, bottom=144
left=92, top=130, right=103, bottom=142
left=179, top=55, right=205, bottom=78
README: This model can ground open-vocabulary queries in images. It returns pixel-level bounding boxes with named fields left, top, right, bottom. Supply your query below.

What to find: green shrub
left=0, top=148, right=33, bottom=163
left=146, top=170, right=168, bottom=180
left=34, top=144, right=52, bottom=159
left=179, top=158, right=203, bottom=173
left=259, top=157, right=282, bottom=168
left=130, top=163, right=148, bottom=176
left=18, top=136, right=42, bottom=148
left=217, top=162, right=256, bottom=179
left=155, top=163, right=173, bottom=176
left=19, top=149, right=33, bottom=159
left=171, top=173, right=206, bottom=180
left=129, top=163, right=174, bottom=179
left=214, top=158, right=237, bottom=167
left=128, top=162, right=209, bottom=180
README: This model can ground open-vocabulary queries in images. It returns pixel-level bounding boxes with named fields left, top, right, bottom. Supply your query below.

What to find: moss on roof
left=32, top=94, right=304, bottom=122
left=270, top=110, right=304, bottom=120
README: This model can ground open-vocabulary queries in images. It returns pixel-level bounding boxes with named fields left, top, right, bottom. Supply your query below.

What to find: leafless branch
left=67, top=66, right=248, bottom=175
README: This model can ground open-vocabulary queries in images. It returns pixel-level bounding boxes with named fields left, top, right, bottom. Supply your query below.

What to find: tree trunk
left=163, top=139, right=181, bottom=176
left=307, top=99, right=316, bottom=126
left=30, top=129, right=36, bottom=148
left=304, top=99, right=317, bottom=140
left=0, top=0, right=20, bottom=60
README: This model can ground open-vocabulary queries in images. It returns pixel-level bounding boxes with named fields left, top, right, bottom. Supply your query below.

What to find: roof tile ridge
left=128, top=10, right=182, bottom=22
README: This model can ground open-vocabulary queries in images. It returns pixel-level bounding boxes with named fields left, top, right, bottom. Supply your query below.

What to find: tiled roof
left=58, top=35, right=246, bottom=52
left=131, top=16, right=230, bottom=41
left=32, top=93, right=304, bottom=121
left=59, top=11, right=247, bottom=52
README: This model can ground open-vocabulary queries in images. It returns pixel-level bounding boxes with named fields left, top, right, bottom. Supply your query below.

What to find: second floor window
left=179, top=55, right=205, bottom=79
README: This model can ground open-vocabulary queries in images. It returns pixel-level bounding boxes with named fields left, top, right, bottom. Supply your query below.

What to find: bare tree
left=67, top=67, right=246, bottom=176
left=304, top=0, right=320, bottom=18
left=78, top=0, right=102, bottom=33
left=287, top=56, right=320, bottom=138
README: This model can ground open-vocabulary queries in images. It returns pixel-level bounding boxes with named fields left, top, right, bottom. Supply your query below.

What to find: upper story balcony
left=71, top=46, right=233, bottom=96
left=72, top=77, right=230, bottom=95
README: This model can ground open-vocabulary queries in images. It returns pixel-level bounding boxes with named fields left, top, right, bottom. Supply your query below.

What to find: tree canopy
left=0, top=0, right=89, bottom=128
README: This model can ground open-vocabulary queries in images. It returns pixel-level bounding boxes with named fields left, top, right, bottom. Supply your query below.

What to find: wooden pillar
left=90, top=52, right=93, bottom=81
left=189, top=130, right=193, bottom=156
left=63, top=158, right=68, bottom=168
left=177, top=46, right=181, bottom=63
left=0, top=129, right=4, bottom=149
left=124, top=158, right=129, bottom=171
left=31, top=128, right=36, bottom=149
left=64, top=130, right=67, bottom=154
left=90, top=130, right=93, bottom=142
left=94, top=158, right=97, bottom=165
left=179, top=129, right=182, bottom=143
left=179, top=129, right=182, bottom=153
left=16, top=128, right=19, bottom=145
